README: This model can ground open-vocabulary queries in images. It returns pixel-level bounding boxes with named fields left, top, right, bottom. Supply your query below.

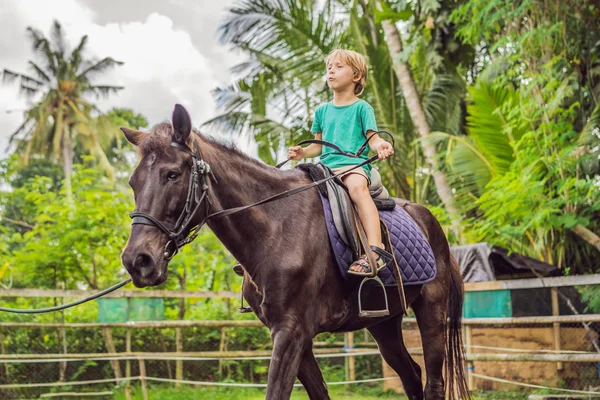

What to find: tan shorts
left=331, top=166, right=371, bottom=186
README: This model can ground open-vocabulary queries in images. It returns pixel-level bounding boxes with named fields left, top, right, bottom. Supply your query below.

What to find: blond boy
left=288, top=49, right=394, bottom=274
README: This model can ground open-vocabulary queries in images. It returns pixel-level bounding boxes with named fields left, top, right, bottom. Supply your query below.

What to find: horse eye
left=167, top=171, right=180, bottom=181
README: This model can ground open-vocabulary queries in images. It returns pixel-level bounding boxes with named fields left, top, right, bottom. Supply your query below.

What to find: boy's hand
left=375, top=141, right=394, bottom=160
left=287, top=145, right=304, bottom=160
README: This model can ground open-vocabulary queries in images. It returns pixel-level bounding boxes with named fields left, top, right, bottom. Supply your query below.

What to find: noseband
left=129, top=139, right=215, bottom=260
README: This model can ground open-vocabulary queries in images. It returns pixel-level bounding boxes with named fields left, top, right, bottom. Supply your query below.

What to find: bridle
left=129, top=140, right=216, bottom=260
left=128, top=130, right=395, bottom=260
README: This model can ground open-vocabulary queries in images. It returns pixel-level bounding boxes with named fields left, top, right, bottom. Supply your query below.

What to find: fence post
left=344, top=332, right=355, bottom=387
left=465, top=325, right=474, bottom=391
left=138, top=358, right=148, bottom=400
left=125, top=328, right=132, bottom=400
left=102, top=327, right=122, bottom=381
left=176, top=327, right=183, bottom=387
left=551, top=288, right=563, bottom=370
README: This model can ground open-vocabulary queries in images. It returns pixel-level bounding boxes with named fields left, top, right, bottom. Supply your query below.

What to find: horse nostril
left=133, top=254, right=153, bottom=272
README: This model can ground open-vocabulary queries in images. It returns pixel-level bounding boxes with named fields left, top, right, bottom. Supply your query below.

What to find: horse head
left=120, top=104, right=209, bottom=287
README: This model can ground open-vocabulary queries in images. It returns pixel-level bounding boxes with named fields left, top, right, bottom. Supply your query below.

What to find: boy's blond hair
left=325, top=49, right=368, bottom=96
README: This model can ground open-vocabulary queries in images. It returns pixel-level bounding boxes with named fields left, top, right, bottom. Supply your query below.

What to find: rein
left=0, top=279, right=132, bottom=314
left=0, top=130, right=393, bottom=314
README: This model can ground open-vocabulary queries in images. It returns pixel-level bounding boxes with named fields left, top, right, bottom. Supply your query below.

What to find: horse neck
left=198, top=134, right=304, bottom=270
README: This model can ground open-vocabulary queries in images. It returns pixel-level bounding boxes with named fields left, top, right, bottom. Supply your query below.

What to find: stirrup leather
left=232, top=263, right=253, bottom=314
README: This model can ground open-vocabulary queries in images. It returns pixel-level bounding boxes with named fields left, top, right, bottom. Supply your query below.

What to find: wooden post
left=218, top=327, right=226, bottom=378
left=176, top=327, right=183, bottom=387
left=551, top=288, right=563, bottom=370
left=465, top=325, right=474, bottom=391
left=348, top=332, right=355, bottom=383
left=138, top=358, right=148, bottom=400
left=102, top=327, right=122, bottom=380
left=125, top=329, right=132, bottom=400
left=344, top=332, right=355, bottom=388
left=59, top=309, right=68, bottom=383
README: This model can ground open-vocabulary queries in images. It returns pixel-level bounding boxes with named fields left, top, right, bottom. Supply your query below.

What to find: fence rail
left=2, top=273, right=599, bottom=299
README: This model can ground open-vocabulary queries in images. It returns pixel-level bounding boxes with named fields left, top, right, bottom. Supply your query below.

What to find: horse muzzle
left=121, top=249, right=167, bottom=288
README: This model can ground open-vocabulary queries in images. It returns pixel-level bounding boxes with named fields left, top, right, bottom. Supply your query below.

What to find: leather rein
left=129, top=131, right=395, bottom=260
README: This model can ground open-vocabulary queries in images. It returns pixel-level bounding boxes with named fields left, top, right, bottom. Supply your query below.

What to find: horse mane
left=138, top=122, right=266, bottom=169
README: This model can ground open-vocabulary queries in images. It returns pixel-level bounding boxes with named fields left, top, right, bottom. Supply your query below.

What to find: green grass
left=113, top=385, right=530, bottom=400
left=114, top=384, right=405, bottom=399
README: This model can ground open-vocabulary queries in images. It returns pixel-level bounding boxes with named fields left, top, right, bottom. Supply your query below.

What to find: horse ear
left=172, top=104, right=192, bottom=144
left=121, top=127, right=146, bottom=147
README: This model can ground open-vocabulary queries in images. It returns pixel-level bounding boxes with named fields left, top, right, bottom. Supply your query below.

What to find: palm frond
left=212, top=83, right=253, bottom=114
left=19, top=84, right=41, bottom=98
left=70, top=35, right=89, bottom=71
left=202, top=111, right=252, bottom=136
left=50, top=20, right=66, bottom=57
left=423, top=74, right=466, bottom=134
left=25, top=27, right=57, bottom=75
left=27, top=61, right=51, bottom=83
left=464, top=76, right=522, bottom=176
left=89, top=85, right=125, bottom=98
left=78, top=57, right=124, bottom=80
left=220, top=0, right=345, bottom=70
left=2, top=69, right=20, bottom=84
left=578, top=101, right=600, bottom=145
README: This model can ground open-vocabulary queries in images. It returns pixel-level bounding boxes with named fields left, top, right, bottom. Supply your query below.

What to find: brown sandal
left=347, top=246, right=393, bottom=277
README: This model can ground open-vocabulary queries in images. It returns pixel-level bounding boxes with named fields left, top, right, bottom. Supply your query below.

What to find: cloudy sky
left=0, top=0, right=256, bottom=157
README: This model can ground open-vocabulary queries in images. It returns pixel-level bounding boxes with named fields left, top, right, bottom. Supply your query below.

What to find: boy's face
left=326, top=56, right=358, bottom=93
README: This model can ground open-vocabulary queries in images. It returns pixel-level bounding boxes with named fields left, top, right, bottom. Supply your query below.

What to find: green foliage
left=2, top=160, right=131, bottom=289
left=206, top=0, right=600, bottom=271
left=106, top=108, right=148, bottom=130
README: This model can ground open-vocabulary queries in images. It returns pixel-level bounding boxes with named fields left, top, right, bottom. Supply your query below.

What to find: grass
left=113, top=385, right=404, bottom=400
left=112, top=384, right=531, bottom=399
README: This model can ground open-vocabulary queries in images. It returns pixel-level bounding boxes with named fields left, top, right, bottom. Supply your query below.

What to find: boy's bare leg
left=342, top=173, right=384, bottom=272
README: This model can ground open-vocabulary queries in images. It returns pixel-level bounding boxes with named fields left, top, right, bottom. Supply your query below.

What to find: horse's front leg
left=297, top=346, right=330, bottom=399
left=266, top=323, right=312, bottom=399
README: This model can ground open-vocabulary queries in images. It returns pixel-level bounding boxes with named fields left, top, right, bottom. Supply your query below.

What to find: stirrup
left=233, top=263, right=253, bottom=313
left=357, top=275, right=390, bottom=318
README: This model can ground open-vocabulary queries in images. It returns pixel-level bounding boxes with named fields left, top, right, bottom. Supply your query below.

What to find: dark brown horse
left=120, top=105, right=470, bottom=400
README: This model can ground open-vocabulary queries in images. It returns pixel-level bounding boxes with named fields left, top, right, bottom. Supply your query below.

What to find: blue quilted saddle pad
left=318, top=192, right=437, bottom=286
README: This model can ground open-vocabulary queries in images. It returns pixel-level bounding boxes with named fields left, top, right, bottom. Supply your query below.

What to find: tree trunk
left=381, top=19, right=461, bottom=221
left=571, top=224, right=600, bottom=252
left=62, top=128, right=74, bottom=204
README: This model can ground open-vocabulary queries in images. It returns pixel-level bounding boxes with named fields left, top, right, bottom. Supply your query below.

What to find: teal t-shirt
left=311, top=99, right=377, bottom=178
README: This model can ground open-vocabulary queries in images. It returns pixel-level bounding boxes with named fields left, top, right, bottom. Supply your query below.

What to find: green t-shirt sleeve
left=311, top=106, right=322, bottom=134
left=361, top=103, right=378, bottom=134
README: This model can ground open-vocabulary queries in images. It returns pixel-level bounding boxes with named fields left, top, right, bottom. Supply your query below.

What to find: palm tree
left=381, top=18, right=461, bottom=221
left=2, top=20, right=124, bottom=201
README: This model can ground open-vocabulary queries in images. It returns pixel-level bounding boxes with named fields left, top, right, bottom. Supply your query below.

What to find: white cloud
left=0, top=0, right=247, bottom=158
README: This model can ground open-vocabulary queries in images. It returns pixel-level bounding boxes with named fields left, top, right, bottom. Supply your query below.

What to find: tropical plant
left=1, top=20, right=124, bottom=201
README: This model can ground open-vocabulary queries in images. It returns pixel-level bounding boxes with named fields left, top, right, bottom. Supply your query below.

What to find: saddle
left=299, top=163, right=408, bottom=317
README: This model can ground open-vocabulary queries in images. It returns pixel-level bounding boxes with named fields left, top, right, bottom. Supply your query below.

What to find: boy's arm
left=366, top=130, right=394, bottom=160
left=301, top=132, right=323, bottom=158
left=288, top=133, right=322, bottom=160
